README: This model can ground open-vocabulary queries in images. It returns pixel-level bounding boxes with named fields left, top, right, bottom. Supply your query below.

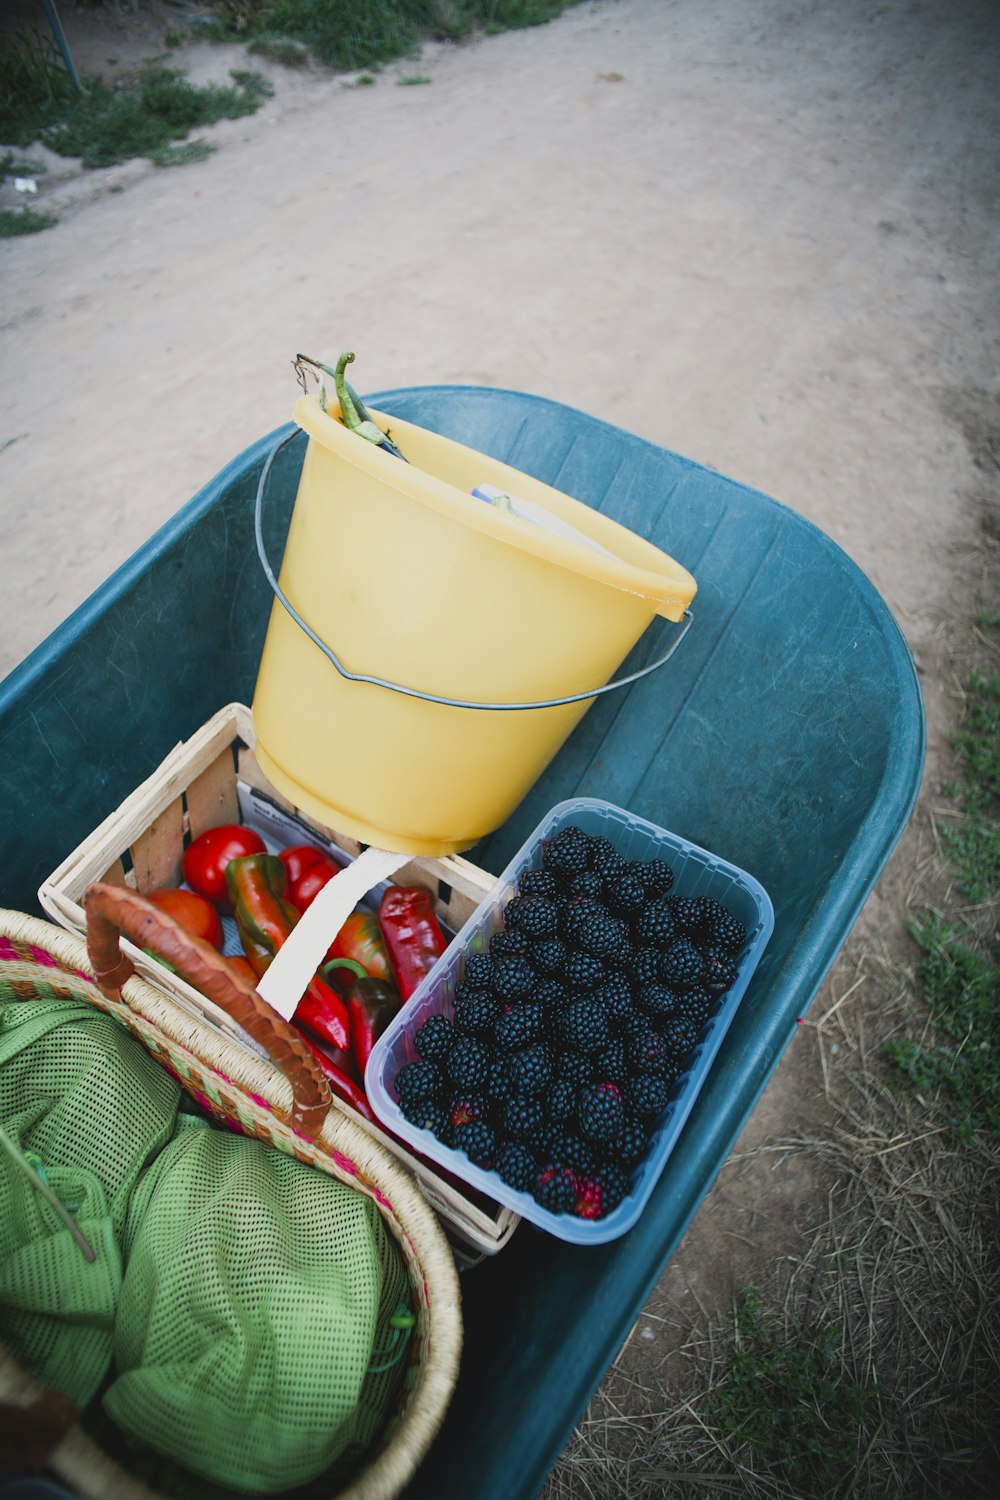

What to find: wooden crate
left=39, top=702, right=519, bottom=1259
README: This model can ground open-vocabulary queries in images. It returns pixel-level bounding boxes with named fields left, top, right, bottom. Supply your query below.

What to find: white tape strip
left=254, top=845, right=411, bottom=1020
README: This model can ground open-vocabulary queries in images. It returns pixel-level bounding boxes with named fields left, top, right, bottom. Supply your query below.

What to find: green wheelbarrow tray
left=0, top=387, right=924, bottom=1499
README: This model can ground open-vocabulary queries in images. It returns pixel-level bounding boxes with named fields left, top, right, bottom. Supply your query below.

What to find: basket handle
left=83, top=882, right=332, bottom=1140
left=256, top=428, right=693, bottom=710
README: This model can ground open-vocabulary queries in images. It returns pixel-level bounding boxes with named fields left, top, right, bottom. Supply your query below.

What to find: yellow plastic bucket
left=251, top=394, right=697, bottom=856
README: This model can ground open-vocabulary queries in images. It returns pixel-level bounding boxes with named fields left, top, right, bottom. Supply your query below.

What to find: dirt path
left=2, top=0, right=1000, bottom=1487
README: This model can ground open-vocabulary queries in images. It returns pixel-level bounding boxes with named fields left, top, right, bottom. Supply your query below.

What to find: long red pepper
left=323, top=957, right=401, bottom=1077
left=378, top=885, right=448, bottom=1001
left=300, top=1035, right=380, bottom=1127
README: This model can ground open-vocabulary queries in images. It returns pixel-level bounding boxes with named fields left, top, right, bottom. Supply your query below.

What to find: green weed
left=885, top=647, right=1000, bottom=1136
left=151, top=139, right=216, bottom=167
left=886, top=913, right=1000, bottom=1141
left=0, top=206, right=57, bottom=236
left=204, top=1, right=586, bottom=70
left=40, top=68, right=272, bottom=170
left=0, top=152, right=46, bottom=184
left=714, top=1287, right=877, bottom=1490
left=397, top=74, right=432, bottom=84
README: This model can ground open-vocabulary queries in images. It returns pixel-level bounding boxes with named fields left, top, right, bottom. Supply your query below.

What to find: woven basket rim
left=0, top=907, right=463, bottom=1500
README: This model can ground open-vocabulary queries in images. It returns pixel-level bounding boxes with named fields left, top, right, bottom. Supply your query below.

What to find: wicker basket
left=0, top=902, right=462, bottom=1499
left=38, top=703, right=519, bottom=1258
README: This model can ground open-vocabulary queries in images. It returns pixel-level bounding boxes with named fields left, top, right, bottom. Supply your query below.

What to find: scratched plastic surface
left=0, top=386, right=924, bottom=1500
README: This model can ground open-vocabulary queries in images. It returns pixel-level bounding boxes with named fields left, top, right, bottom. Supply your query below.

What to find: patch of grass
left=0, top=152, right=46, bottom=184
left=714, top=1286, right=877, bottom=1492
left=397, top=73, right=432, bottom=84
left=886, top=912, right=1000, bottom=1140
left=0, top=206, right=57, bottom=236
left=151, top=139, right=216, bottom=166
left=204, top=1, right=586, bottom=70
left=40, top=67, right=273, bottom=170
left=885, top=647, right=1000, bottom=1135
left=247, top=36, right=312, bottom=67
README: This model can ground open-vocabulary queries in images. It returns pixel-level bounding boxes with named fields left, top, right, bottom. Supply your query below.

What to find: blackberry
left=557, top=1049, right=594, bottom=1088
left=400, top=1098, right=448, bottom=1137
left=493, top=1000, right=544, bottom=1053
left=486, top=1054, right=513, bottom=1102
left=570, top=910, right=618, bottom=959
left=453, top=1118, right=497, bottom=1168
left=453, top=991, right=501, bottom=1038
left=502, top=1092, right=547, bottom=1143
left=630, top=946, right=663, bottom=986
left=492, top=954, right=535, bottom=1003
left=674, top=988, right=714, bottom=1027
left=488, top=927, right=529, bottom=959
left=624, top=1025, right=673, bottom=1076
left=559, top=998, right=611, bottom=1054
left=519, top=868, right=558, bottom=899
left=462, top=953, right=495, bottom=988
left=635, top=896, right=679, bottom=949
left=702, top=945, right=739, bottom=994
left=667, top=895, right=704, bottom=934
left=659, top=938, right=705, bottom=990
left=573, top=1163, right=630, bottom=1219
left=593, top=1037, right=628, bottom=1086
left=413, top=1013, right=457, bottom=1063
left=543, top=1127, right=599, bottom=1177
left=636, top=858, right=675, bottom=895
left=532, top=976, right=569, bottom=1011
left=504, top=894, right=558, bottom=938
left=533, top=1162, right=577, bottom=1215
left=559, top=896, right=605, bottom=944
left=530, top=936, right=568, bottom=975
left=577, top=1081, right=626, bottom=1147
left=452, top=975, right=489, bottom=1006
left=624, top=1072, right=673, bottom=1118
left=541, top=825, right=590, bottom=878
left=560, top=950, right=605, bottom=991
left=604, top=872, right=647, bottom=919
left=507, top=1042, right=553, bottom=1096
left=447, top=1094, right=488, bottom=1132
left=612, top=1117, right=651, bottom=1167
left=599, top=971, right=636, bottom=1028
left=544, top=1075, right=577, bottom=1124
left=695, top=897, right=747, bottom=952
left=394, top=1059, right=443, bottom=1105
left=635, top=979, right=681, bottom=1021
left=601, top=918, right=634, bottom=968
left=493, top=1140, right=537, bottom=1193
left=445, top=1037, right=492, bottom=1092
left=586, top=834, right=626, bottom=880
left=562, top=871, right=605, bottom=901
left=660, top=1015, right=701, bottom=1065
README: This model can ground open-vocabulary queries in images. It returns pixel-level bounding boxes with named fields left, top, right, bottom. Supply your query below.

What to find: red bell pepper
left=378, top=885, right=448, bottom=1001
left=323, top=957, right=401, bottom=1077
left=224, top=854, right=358, bottom=1081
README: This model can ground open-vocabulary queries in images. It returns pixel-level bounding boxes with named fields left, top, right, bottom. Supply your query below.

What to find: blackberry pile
left=393, top=823, right=749, bottom=1221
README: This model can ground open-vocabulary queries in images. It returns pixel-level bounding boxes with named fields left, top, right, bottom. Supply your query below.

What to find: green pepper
left=323, top=957, right=401, bottom=1077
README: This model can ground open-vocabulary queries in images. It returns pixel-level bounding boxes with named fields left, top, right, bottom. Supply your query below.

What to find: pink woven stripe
left=0, top=938, right=20, bottom=961
left=29, top=944, right=60, bottom=967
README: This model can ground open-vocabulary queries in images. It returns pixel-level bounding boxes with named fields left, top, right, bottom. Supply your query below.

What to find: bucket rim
left=293, top=394, right=697, bottom=622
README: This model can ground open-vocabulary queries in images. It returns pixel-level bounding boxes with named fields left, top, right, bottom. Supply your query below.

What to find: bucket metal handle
left=255, top=428, right=693, bottom=712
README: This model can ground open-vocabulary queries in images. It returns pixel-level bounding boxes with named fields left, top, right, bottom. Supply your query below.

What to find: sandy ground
left=2, top=0, right=1000, bottom=1484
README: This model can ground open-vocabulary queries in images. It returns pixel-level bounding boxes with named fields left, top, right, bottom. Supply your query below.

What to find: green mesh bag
left=103, top=1112, right=410, bottom=1495
left=0, top=990, right=182, bottom=1407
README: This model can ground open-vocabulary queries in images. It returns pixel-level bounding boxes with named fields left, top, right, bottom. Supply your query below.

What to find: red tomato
left=279, top=843, right=333, bottom=890
left=146, top=887, right=225, bottom=951
left=182, top=823, right=266, bottom=910
left=290, top=859, right=339, bottom=914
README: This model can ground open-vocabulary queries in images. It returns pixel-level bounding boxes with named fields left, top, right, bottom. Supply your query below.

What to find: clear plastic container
left=366, top=798, right=774, bottom=1244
